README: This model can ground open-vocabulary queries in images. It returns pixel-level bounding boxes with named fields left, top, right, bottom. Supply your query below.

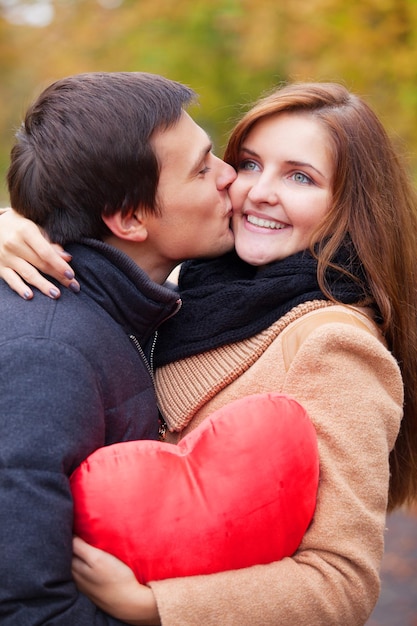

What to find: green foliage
left=1, top=0, right=417, bottom=204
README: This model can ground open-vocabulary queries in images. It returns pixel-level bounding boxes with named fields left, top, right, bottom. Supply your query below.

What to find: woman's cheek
left=229, top=179, right=247, bottom=213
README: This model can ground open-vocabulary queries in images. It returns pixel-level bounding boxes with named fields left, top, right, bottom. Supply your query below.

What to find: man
left=0, top=72, right=235, bottom=624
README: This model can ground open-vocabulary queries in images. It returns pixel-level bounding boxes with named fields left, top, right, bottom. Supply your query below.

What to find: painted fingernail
left=49, top=288, right=60, bottom=299
left=64, top=269, right=75, bottom=280
left=23, top=291, right=32, bottom=300
left=69, top=282, right=80, bottom=293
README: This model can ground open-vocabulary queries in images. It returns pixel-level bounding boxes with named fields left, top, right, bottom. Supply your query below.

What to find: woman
left=1, top=82, right=417, bottom=625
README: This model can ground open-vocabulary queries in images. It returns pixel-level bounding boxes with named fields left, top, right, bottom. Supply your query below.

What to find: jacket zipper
left=129, top=332, right=157, bottom=385
left=128, top=298, right=182, bottom=441
left=129, top=329, right=170, bottom=441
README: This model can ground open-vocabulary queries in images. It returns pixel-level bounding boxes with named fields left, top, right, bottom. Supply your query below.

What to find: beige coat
left=150, top=303, right=403, bottom=626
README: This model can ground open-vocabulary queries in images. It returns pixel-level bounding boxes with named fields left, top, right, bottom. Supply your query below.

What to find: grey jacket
left=0, top=239, right=180, bottom=624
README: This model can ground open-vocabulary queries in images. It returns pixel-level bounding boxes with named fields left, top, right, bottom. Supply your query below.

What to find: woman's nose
left=248, top=176, right=279, bottom=204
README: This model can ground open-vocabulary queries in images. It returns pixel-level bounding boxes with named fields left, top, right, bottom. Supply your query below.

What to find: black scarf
left=155, top=245, right=371, bottom=367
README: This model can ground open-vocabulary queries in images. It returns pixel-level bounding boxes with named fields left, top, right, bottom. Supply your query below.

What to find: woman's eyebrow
left=240, top=146, right=259, bottom=158
left=287, top=160, right=325, bottom=177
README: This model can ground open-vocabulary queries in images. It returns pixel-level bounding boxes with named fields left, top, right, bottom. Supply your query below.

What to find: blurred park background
left=3, top=0, right=417, bottom=206
left=1, top=1, right=417, bottom=623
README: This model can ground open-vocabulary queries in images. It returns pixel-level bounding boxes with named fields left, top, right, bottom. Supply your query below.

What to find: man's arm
left=0, top=336, right=129, bottom=624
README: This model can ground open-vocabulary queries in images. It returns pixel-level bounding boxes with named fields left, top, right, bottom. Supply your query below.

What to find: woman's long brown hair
left=225, top=82, right=417, bottom=511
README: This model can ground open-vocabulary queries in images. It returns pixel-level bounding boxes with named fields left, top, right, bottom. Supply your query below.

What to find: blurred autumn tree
left=1, top=0, right=417, bottom=205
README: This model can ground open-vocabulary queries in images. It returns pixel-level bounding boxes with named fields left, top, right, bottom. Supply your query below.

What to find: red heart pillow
left=70, top=392, right=318, bottom=583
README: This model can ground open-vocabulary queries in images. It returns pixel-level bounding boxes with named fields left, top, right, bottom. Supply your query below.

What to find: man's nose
left=217, top=160, right=237, bottom=189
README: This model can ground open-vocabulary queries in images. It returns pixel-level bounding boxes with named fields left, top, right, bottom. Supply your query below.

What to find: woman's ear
left=102, top=209, right=148, bottom=242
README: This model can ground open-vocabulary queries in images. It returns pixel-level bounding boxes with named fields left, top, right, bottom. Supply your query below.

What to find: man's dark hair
left=7, top=72, right=197, bottom=244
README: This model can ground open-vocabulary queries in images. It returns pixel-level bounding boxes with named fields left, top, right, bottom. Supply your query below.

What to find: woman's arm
left=0, top=209, right=79, bottom=298
left=72, top=537, right=161, bottom=626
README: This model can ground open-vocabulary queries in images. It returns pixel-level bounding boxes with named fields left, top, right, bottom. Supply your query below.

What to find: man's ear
left=102, top=209, right=148, bottom=242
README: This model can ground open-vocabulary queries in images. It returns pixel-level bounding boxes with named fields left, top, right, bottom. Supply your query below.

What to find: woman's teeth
left=247, top=215, right=286, bottom=229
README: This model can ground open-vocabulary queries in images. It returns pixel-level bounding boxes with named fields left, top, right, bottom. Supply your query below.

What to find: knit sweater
left=148, top=249, right=403, bottom=626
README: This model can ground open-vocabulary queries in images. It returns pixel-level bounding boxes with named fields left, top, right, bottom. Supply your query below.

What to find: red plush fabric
left=70, top=393, right=319, bottom=583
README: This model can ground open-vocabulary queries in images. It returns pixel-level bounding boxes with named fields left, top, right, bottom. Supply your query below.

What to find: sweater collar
left=67, top=239, right=181, bottom=346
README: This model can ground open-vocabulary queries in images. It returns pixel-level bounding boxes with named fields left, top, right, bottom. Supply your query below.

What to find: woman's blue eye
left=292, top=172, right=312, bottom=184
left=239, top=160, right=259, bottom=172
